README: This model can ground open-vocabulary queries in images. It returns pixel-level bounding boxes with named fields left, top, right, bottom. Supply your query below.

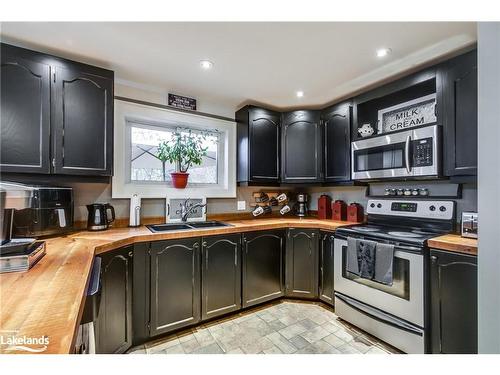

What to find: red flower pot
left=171, top=172, right=189, bottom=189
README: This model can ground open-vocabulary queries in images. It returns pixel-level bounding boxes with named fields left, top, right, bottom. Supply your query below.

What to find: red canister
left=347, top=202, right=364, bottom=223
left=332, top=200, right=347, bottom=221
left=317, top=195, right=332, bottom=219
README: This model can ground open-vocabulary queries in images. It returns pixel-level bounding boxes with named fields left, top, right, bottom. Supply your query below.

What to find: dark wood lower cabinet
left=201, top=234, right=241, bottom=320
left=242, top=230, right=285, bottom=308
left=285, top=228, right=319, bottom=299
left=95, top=246, right=133, bottom=354
left=319, top=232, right=335, bottom=305
left=94, top=231, right=479, bottom=354
left=149, top=238, right=201, bottom=337
left=430, top=249, right=477, bottom=354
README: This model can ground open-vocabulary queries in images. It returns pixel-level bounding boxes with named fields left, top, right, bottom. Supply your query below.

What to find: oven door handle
left=335, top=292, right=424, bottom=336
left=405, top=135, right=412, bottom=174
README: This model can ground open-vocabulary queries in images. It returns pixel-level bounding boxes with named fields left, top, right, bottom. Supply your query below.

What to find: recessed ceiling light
left=200, top=60, right=214, bottom=69
left=376, top=48, right=392, bottom=58
left=296, top=91, right=304, bottom=98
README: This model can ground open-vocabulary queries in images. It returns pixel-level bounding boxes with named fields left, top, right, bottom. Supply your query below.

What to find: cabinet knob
left=431, top=255, right=438, bottom=263
left=128, top=251, right=133, bottom=258
left=202, top=241, right=207, bottom=248
left=193, top=243, right=199, bottom=249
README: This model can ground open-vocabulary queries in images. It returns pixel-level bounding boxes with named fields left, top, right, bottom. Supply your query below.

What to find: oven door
left=351, top=125, right=439, bottom=180
left=333, top=238, right=424, bottom=326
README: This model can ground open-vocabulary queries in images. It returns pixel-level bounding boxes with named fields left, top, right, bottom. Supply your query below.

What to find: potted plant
left=157, top=130, right=209, bottom=188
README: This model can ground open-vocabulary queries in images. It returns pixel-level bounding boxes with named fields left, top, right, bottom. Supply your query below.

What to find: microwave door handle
left=405, top=135, right=411, bottom=173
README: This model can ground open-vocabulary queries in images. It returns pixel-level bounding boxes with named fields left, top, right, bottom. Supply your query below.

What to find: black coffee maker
left=294, top=193, right=309, bottom=217
left=86, top=203, right=115, bottom=231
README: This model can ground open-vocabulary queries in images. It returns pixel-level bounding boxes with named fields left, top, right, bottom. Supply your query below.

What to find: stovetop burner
left=335, top=223, right=448, bottom=247
left=353, top=226, right=380, bottom=232
left=387, top=231, right=423, bottom=238
left=335, top=198, right=455, bottom=247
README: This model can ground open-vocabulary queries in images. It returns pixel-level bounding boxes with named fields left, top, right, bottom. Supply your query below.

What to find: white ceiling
left=1, top=22, right=476, bottom=116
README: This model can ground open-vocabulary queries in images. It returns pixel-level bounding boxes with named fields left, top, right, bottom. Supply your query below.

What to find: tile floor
left=128, top=300, right=401, bottom=354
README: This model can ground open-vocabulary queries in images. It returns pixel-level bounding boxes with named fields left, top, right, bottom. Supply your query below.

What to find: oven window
left=342, top=246, right=410, bottom=300
left=354, top=143, right=405, bottom=172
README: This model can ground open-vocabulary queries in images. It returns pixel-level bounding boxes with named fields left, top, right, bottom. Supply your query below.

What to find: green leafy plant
left=157, top=130, right=209, bottom=173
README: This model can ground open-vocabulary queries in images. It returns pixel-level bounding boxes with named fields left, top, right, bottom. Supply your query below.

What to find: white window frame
left=112, top=100, right=236, bottom=199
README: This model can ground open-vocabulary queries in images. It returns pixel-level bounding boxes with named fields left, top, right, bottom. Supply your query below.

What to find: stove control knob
left=377, top=203, right=382, bottom=208
left=429, top=205, right=436, bottom=211
left=370, top=203, right=375, bottom=208
left=439, top=206, right=447, bottom=212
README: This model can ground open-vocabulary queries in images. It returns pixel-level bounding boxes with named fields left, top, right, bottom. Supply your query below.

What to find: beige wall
left=67, top=81, right=290, bottom=222
left=70, top=83, right=477, bottom=225
left=62, top=81, right=250, bottom=222
left=115, top=82, right=235, bottom=118
left=69, top=181, right=298, bottom=222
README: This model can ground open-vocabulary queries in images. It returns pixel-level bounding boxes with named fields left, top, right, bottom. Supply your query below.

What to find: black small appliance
left=87, top=203, right=115, bottom=231
left=294, top=193, right=309, bottom=217
left=0, top=182, right=74, bottom=238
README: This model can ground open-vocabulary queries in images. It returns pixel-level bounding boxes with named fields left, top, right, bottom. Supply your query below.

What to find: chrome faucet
left=180, top=198, right=207, bottom=222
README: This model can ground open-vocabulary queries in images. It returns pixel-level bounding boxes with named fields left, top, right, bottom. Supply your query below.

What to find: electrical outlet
left=237, top=201, right=246, bottom=211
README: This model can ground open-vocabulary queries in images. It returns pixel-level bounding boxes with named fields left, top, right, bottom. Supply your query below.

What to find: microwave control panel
left=412, top=138, right=433, bottom=167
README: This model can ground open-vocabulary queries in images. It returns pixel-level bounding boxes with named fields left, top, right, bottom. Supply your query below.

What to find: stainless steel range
left=334, top=198, right=455, bottom=354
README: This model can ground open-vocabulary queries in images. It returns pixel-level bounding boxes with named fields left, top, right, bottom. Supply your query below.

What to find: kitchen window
left=112, top=100, right=236, bottom=199
left=128, top=123, right=220, bottom=184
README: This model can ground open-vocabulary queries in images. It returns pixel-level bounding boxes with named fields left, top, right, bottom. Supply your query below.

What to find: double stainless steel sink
left=146, top=221, right=232, bottom=233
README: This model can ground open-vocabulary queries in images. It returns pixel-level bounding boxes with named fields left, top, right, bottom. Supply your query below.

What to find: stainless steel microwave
left=351, top=125, right=440, bottom=180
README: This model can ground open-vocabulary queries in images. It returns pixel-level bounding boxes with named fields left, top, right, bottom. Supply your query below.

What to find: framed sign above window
left=168, top=93, right=197, bottom=111
left=113, top=100, right=236, bottom=199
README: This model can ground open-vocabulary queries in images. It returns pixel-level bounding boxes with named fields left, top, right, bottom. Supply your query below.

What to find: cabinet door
left=0, top=48, right=51, bottom=173
left=201, top=234, right=241, bottom=320
left=242, top=230, right=285, bottom=308
left=249, top=107, right=280, bottom=182
left=442, top=50, right=477, bottom=177
left=322, top=103, right=351, bottom=182
left=150, top=238, right=201, bottom=336
left=430, top=249, right=477, bottom=354
left=52, top=66, right=113, bottom=176
left=281, top=110, right=323, bottom=183
left=96, top=246, right=133, bottom=354
left=319, top=232, right=335, bottom=305
left=285, top=228, right=319, bottom=299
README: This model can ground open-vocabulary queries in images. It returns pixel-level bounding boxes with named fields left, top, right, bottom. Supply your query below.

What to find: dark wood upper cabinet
left=0, top=43, right=114, bottom=177
left=281, top=110, right=323, bottom=183
left=236, top=106, right=280, bottom=184
left=1, top=46, right=51, bottom=173
left=95, top=246, right=133, bottom=354
left=52, top=66, right=113, bottom=175
left=322, top=102, right=352, bottom=183
left=440, top=50, right=477, bottom=177
left=149, top=238, right=201, bottom=337
left=430, top=249, right=477, bottom=354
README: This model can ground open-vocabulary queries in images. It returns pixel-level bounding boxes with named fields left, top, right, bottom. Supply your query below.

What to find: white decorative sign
left=377, top=93, right=437, bottom=134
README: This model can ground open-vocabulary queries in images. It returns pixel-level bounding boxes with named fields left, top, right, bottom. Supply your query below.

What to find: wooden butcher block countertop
left=427, top=234, right=478, bottom=256
left=0, top=217, right=351, bottom=354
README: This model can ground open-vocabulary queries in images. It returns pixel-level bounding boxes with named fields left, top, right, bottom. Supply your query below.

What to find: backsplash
left=68, top=182, right=298, bottom=222
left=306, top=181, right=477, bottom=224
